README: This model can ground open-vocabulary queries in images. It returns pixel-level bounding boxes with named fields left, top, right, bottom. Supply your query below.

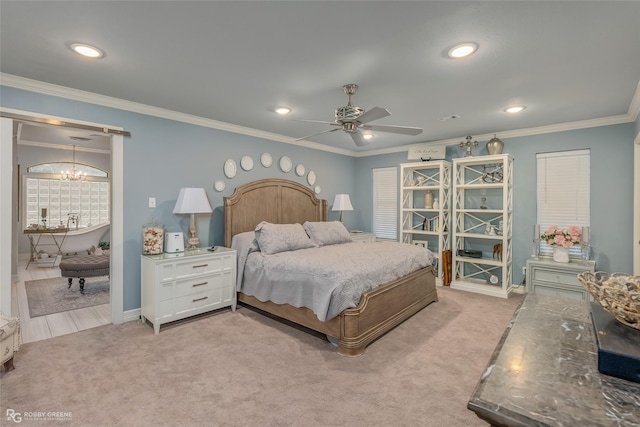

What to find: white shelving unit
left=451, top=154, right=513, bottom=298
left=400, top=161, right=451, bottom=286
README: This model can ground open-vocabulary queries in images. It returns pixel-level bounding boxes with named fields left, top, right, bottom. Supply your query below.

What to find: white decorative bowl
left=578, top=271, right=640, bottom=330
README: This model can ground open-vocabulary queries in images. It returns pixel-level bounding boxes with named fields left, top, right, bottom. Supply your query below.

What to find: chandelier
left=60, top=145, right=86, bottom=181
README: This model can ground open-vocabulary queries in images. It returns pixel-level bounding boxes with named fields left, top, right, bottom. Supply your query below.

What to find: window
left=372, top=167, right=398, bottom=240
left=536, top=149, right=590, bottom=256
left=23, top=163, right=110, bottom=229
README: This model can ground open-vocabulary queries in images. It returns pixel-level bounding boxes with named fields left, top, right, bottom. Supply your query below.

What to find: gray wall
left=355, top=124, right=636, bottom=284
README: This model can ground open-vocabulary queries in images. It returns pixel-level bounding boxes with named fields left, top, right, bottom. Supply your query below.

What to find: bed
left=224, top=178, right=438, bottom=356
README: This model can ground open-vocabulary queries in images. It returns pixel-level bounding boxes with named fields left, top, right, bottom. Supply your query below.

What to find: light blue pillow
left=254, top=222, right=317, bottom=255
left=303, top=221, right=353, bottom=246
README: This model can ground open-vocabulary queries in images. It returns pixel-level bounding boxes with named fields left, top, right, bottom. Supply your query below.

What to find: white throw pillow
left=254, top=222, right=317, bottom=255
left=303, top=221, right=353, bottom=246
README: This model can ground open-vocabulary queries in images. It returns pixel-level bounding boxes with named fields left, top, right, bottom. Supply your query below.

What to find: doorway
left=0, top=113, right=124, bottom=339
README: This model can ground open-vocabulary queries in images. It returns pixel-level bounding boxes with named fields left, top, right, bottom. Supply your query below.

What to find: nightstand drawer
left=174, top=257, right=226, bottom=279
left=173, top=289, right=222, bottom=315
left=532, top=269, right=580, bottom=286
left=533, top=283, right=586, bottom=300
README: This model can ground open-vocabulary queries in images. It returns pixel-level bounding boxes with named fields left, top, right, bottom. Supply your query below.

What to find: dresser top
left=469, top=294, right=640, bottom=426
left=142, top=247, right=234, bottom=261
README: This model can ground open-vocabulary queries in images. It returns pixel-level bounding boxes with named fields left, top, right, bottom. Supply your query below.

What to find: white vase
left=553, top=246, right=570, bottom=263
left=424, top=191, right=434, bottom=209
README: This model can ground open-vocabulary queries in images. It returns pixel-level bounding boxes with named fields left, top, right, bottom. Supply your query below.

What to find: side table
left=526, top=257, right=595, bottom=300
left=350, top=232, right=376, bottom=243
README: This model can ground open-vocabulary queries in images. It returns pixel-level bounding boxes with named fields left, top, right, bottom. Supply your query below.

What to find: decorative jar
left=553, top=246, right=570, bottom=263
left=143, top=220, right=164, bottom=254
left=424, top=191, right=434, bottom=209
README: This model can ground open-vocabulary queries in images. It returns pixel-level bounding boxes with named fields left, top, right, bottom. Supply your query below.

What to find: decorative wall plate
left=295, top=164, right=305, bottom=176
left=307, top=170, right=316, bottom=185
left=314, top=185, right=321, bottom=194
left=260, top=153, right=273, bottom=168
left=224, top=159, right=237, bottom=178
left=279, top=156, right=292, bottom=173
left=240, top=155, right=254, bottom=171
left=214, top=180, right=226, bottom=192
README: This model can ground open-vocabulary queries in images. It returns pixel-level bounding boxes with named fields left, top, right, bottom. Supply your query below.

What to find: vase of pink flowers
left=540, top=226, right=582, bottom=263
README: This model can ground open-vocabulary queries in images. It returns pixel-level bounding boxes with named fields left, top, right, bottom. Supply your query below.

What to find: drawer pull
left=192, top=264, right=209, bottom=269
left=193, top=296, right=208, bottom=302
left=192, top=282, right=208, bottom=287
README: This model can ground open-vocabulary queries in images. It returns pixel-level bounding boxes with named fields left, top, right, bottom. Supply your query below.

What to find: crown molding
left=0, top=73, right=354, bottom=157
left=2, top=73, right=638, bottom=159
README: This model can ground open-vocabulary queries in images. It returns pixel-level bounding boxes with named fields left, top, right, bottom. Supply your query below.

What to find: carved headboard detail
left=224, top=178, right=328, bottom=247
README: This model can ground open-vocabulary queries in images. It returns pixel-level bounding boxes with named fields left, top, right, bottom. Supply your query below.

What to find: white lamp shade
left=332, top=194, right=353, bottom=211
left=173, top=188, right=213, bottom=214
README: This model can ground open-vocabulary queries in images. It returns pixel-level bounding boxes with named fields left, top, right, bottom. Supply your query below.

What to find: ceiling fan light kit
left=294, top=83, right=422, bottom=147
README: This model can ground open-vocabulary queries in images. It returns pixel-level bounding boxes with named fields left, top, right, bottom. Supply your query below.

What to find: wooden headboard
left=224, top=178, right=328, bottom=247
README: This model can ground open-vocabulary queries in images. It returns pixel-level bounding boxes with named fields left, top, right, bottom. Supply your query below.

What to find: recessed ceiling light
left=274, top=107, right=291, bottom=115
left=362, top=134, right=374, bottom=140
left=448, top=43, right=478, bottom=59
left=504, top=106, right=526, bottom=114
left=69, top=43, right=104, bottom=58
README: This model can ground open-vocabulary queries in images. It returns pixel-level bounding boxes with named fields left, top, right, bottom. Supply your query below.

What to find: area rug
left=25, top=277, right=110, bottom=318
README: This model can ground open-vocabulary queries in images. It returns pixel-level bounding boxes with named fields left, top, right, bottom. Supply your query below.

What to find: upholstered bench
left=0, top=315, right=21, bottom=371
left=60, top=254, right=110, bottom=293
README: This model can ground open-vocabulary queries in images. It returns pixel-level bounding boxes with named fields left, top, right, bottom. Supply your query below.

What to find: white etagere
left=399, top=161, right=451, bottom=286
left=450, top=154, right=513, bottom=298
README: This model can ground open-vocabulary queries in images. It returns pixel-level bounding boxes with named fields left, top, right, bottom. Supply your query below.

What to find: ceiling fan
left=294, top=84, right=423, bottom=146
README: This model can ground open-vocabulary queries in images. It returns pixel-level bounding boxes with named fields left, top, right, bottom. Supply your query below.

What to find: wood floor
left=12, top=257, right=110, bottom=344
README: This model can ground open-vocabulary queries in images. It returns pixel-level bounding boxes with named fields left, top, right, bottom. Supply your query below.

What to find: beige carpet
left=0, top=287, right=523, bottom=427
left=25, top=277, right=110, bottom=317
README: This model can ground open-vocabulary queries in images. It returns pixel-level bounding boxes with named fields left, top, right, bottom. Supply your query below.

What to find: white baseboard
left=122, top=308, right=141, bottom=323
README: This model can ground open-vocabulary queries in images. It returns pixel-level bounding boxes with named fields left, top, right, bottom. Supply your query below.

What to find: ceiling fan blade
left=357, top=106, right=391, bottom=124
left=361, top=124, right=423, bottom=136
left=350, top=130, right=370, bottom=147
left=290, top=119, right=341, bottom=126
left=295, top=127, right=341, bottom=141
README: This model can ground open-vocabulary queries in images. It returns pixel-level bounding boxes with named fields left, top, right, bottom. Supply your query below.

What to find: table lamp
left=332, top=194, right=353, bottom=223
left=173, top=187, right=213, bottom=249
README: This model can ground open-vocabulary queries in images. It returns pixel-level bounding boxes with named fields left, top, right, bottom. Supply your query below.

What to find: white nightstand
left=350, top=232, right=376, bottom=243
left=141, top=247, right=237, bottom=333
left=526, top=257, right=595, bottom=301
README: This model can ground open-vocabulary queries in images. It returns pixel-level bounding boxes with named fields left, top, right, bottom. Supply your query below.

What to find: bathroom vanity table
left=24, top=227, right=68, bottom=268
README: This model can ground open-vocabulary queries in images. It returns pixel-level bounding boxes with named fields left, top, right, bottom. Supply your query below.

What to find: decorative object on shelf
left=480, top=188, right=488, bottom=209
left=60, top=144, right=86, bottom=181
left=332, top=194, right=353, bottom=223
left=260, top=153, right=273, bottom=168
left=416, top=176, right=426, bottom=186
left=214, top=180, right=225, bottom=192
left=497, top=220, right=503, bottom=236
left=240, top=155, right=254, bottom=171
left=173, top=187, right=213, bottom=250
left=485, top=224, right=496, bottom=235
left=540, top=225, right=582, bottom=263
left=424, top=190, right=434, bottom=209
left=295, top=164, right=305, bottom=176
left=223, top=159, right=237, bottom=178
left=493, top=243, right=502, bottom=260
left=578, top=271, right=640, bottom=330
left=279, top=156, right=292, bottom=173
left=459, top=135, right=479, bottom=157
left=307, top=170, right=316, bottom=186
left=485, top=273, right=501, bottom=285
left=433, top=198, right=439, bottom=209
left=482, top=165, right=504, bottom=183
left=142, top=219, right=164, bottom=254
left=486, top=134, right=504, bottom=155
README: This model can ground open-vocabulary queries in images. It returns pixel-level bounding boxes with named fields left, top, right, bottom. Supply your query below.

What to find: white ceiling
left=1, top=1, right=639, bottom=153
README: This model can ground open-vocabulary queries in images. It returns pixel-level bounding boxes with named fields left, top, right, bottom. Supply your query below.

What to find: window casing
left=536, top=149, right=590, bottom=256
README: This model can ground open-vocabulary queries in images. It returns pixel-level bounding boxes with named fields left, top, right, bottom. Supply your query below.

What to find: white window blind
left=372, top=167, right=398, bottom=240
left=536, top=149, right=590, bottom=255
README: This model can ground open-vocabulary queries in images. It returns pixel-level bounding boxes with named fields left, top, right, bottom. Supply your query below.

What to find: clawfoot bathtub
left=44, top=222, right=111, bottom=255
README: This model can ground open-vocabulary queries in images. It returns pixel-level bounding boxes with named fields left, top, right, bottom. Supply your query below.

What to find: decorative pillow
left=303, top=221, right=353, bottom=246
left=254, top=221, right=317, bottom=255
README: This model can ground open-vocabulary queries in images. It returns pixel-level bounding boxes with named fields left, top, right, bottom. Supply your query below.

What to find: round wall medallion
left=260, top=153, right=273, bottom=168
left=240, top=155, right=254, bottom=171
left=279, top=156, right=292, bottom=173
left=307, top=170, right=316, bottom=186
left=214, top=180, right=226, bottom=192
left=295, top=164, right=305, bottom=176
left=314, top=185, right=321, bottom=194
left=224, top=159, right=237, bottom=178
